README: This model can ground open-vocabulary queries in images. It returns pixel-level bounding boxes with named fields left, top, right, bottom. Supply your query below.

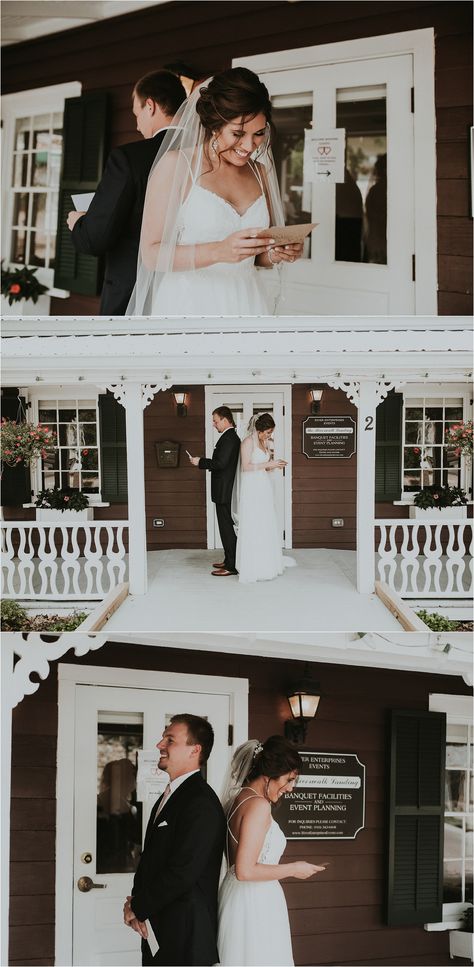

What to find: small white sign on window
left=136, top=749, right=168, bottom=803
left=303, top=128, right=345, bottom=184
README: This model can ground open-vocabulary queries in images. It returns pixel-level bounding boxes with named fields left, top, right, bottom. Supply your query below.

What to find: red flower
left=82, top=449, right=89, bottom=456
left=413, top=447, right=420, bottom=454
left=9, top=283, right=21, bottom=295
left=433, top=493, right=439, bottom=500
left=63, top=496, right=70, bottom=502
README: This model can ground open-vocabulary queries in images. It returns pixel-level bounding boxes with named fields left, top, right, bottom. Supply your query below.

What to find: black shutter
left=376, top=391, right=403, bottom=501
left=54, top=92, right=109, bottom=294
left=99, top=393, right=128, bottom=502
left=1, top=394, right=31, bottom=506
left=386, top=709, right=446, bottom=926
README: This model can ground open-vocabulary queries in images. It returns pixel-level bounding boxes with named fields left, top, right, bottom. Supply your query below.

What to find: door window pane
left=402, top=397, right=465, bottom=493
left=272, top=93, right=313, bottom=258
left=336, top=87, right=387, bottom=264
left=96, top=716, right=143, bottom=874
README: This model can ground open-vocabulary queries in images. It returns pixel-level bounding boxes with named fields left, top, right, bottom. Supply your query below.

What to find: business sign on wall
left=278, top=750, right=366, bottom=840
left=302, top=416, right=356, bottom=459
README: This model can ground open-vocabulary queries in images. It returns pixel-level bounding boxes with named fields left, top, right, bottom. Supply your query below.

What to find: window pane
left=82, top=474, right=100, bottom=493
left=404, top=446, right=421, bottom=469
left=96, top=718, right=143, bottom=875
left=78, top=407, right=97, bottom=421
left=445, top=770, right=467, bottom=811
left=444, top=817, right=463, bottom=859
left=443, top=859, right=463, bottom=903
left=38, top=409, right=56, bottom=423
left=30, top=229, right=47, bottom=268
left=58, top=408, right=76, bottom=422
left=405, top=422, right=423, bottom=444
left=405, top=407, right=423, bottom=420
left=14, top=122, right=31, bottom=151
left=12, top=193, right=29, bottom=228
left=272, top=95, right=313, bottom=258
left=445, top=406, right=464, bottom=420
left=80, top=425, right=97, bottom=446
left=32, top=153, right=48, bottom=187
left=42, top=470, right=59, bottom=489
left=336, top=89, right=387, bottom=264
left=447, top=727, right=469, bottom=766
left=11, top=229, right=26, bottom=263
left=58, top=423, right=78, bottom=446
left=404, top=471, right=421, bottom=490
left=48, top=152, right=62, bottom=188
left=81, top=449, right=98, bottom=471
left=13, top=153, right=29, bottom=188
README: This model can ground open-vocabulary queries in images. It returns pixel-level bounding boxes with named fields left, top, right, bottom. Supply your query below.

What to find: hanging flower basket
left=0, top=419, right=56, bottom=468
left=1, top=262, right=48, bottom=305
left=445, top=420, right=473, bottom=459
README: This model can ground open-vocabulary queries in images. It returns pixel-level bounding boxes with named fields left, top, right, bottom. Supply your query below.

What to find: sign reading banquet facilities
left=302, top=416, right=356, bottom=459
left=278, top=751, right=366, bottom=840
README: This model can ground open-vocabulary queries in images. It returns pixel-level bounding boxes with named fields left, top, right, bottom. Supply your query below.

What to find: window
left=402, top=396, right=465, bottom=494
left=429, top=694, right=473, bottom=927
left=1, top=83, right=81, bottom=288
left=37, top=399, right=100, bottom=495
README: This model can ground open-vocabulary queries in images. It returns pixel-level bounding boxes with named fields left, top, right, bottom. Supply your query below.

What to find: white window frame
left=236, top=27, right=437, bottom=314
left=1, top=82, right=81, bottom=294
left=425, top=693, right=473, bottom=931
left=24, top=386, right=104, bottom=504
left=397, top=384, right=472, bottom=503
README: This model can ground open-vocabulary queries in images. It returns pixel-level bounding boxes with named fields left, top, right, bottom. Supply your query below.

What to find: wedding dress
left=150, top=167, right=272, bottom=315
left=218, top=796, right=294, bottom=967
left=235, top=443, right=295, bottom=583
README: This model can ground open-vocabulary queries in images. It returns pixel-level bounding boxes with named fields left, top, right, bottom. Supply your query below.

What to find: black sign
left=277, top=750, right=365, bottom=840
left=302, top=416, right=356, bottom=459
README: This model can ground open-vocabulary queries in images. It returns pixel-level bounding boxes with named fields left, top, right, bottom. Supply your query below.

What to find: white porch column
left=1, top=638, right=14, bottom=967
left=124, top=383, right=147, bottom=594
left=356, top=381, right=377, bottom=594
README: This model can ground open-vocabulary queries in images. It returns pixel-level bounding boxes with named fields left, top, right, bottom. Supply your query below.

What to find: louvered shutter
left=99, top=392, right=128, bottom=502
left=54, top=92, right=108, bottom=294
left=376, top=392, right=403, bottom=501
left=1, top=394, right=32, bottom=506
left=386, top=710, right=446, bottom=926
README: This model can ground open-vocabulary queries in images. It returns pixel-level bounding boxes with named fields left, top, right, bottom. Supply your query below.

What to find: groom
left=189, top=407, right=240, bottom=576
left=123, top=714, right=225, bottom=966
left=67, top=69, right=186, bottom=315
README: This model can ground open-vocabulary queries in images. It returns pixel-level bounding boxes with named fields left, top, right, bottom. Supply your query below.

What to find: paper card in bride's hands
left=257, top=223, right=318, bottom=246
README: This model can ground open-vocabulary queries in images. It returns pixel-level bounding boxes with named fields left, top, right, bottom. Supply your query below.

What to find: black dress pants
left=215, top=502, right=237, bottom=571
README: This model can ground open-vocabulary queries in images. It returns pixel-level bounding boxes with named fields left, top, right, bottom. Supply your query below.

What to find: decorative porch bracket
left=326, top=378, right=404, bottom=594
left=105, top=381, right=172, bottom=594
left=6, top=632, right=106, bottom=709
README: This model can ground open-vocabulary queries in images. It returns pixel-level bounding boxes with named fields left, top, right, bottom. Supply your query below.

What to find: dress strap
left=248, top=159, right=265, bottom=195
left=226, top=789, right=264, bottom=861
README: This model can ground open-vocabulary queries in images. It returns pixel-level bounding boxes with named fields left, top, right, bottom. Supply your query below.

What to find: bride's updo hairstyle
left=255, top=413, right=275, bottom=433
left=197, top=67, right=273, bottom=160
left=245, top=735, right=302, bottom=782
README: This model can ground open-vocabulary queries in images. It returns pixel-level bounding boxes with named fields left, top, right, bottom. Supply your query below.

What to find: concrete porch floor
left=103, top=548, right=402, bottom=633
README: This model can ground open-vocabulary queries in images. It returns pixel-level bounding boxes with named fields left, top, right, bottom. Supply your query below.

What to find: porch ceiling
left=1, top=0, right=167, bottom=46
left=2, top=318, right=472, bottom=386
left=81, top=629, right=474, bottom=682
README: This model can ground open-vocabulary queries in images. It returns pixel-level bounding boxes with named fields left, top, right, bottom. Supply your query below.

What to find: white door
left=205, top=386, right=292, bottom=549
left=72, top=684, right=231, bottom=966
left=258, top=54, right=415, bottom=314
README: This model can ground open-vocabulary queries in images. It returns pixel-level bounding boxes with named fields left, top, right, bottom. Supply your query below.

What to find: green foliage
left=1, top=599, right=28, bottom=630
left=416, top=609, right=460, bottom=632
left=1, top=262, right=48, bottom=305
left=1, top=419, right=56, bottom=467
left=44, top=612, right=88, bottom=631
left=34, top=487, right=90, bottom=511
left=461, top=906, right=473, bottom=932
left=413, top=485, right=467, bottom=509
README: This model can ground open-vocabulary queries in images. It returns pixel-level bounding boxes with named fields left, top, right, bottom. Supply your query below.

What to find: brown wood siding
left=292, top=385, right=357, bottom=549
left=9, top=641, right=472, bottom=966
left=144, top=386, right=207, bottom=549
left=2, top=1, right=471, bottom=317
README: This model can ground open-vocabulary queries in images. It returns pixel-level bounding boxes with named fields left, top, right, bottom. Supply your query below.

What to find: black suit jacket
left=198, top=428, right=240, bottom=505
left=71, top=132, right=167, bottom=315
left=131, top=772, right=225, bottom=966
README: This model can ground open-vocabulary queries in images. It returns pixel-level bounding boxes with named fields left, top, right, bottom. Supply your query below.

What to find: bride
left=127, top=67, right=303, bottom=316
left=218, top=736, right=326, bottom=966
left=235, top=413, right=294, bottom=583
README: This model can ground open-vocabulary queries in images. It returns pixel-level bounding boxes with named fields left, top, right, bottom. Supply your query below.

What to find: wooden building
left=3, top=631, right=473, bottom=966
left=1, top=1, right=472, bottom=317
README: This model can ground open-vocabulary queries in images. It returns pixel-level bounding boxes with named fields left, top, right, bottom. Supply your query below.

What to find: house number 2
left=365, top=416, right=374, bottom=430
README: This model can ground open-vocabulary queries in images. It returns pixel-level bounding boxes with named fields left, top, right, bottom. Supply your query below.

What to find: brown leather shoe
left=211, top=568, right=238, bottom=576
left=212, top=561, right=225, bottom=569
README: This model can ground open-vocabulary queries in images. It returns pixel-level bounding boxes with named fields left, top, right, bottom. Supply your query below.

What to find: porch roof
left=2, top=316, right=472, bottom=385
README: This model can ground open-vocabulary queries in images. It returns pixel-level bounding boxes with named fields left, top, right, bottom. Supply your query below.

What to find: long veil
left=220, top=739, right=262, bottom=814
left=231, top=415, right=259, bottom=529
left=127, top=78, right=286, bottom=316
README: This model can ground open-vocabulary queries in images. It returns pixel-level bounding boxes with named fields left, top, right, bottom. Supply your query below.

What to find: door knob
left=77, top=876, right=107, bottom=892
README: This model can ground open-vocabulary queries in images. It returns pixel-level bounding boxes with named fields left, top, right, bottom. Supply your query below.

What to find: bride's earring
left=211, top=132, right=219, bottom=158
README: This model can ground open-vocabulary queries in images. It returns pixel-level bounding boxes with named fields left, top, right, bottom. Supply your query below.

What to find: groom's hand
left=67, top=211, right=85, bottom=231
left=189, top=455, right=200, bottom=467
left=123, top=897, right=148, bottom=938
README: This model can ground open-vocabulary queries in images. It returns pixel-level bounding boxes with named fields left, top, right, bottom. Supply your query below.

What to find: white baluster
left=60, top=525, right=82, bottom=597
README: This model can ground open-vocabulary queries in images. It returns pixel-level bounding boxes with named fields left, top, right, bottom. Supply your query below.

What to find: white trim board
left=55, top=663, right=248, bottom=966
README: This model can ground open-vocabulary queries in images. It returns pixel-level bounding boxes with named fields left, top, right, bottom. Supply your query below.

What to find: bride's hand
left=290, top=861, right=326, bottom=879
left=217, top=229, right=275, bottom=264
left=266, top=459, right=287, bottom=470
left=268, top=241, right=304, bottom=264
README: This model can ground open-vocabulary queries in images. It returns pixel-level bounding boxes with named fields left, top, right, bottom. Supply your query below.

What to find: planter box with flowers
left=409, top=486, right=468, bottom=519
left=449, top=906, right=473, bottom=961
left=34, top=488, right=93, bottom=521
left=1, top=262, right=49, bottom=316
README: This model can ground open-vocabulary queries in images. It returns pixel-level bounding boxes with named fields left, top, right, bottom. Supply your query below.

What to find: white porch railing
left=375, top=519, right=473, bottom=598
left=1, top=521, right=128, bottom=600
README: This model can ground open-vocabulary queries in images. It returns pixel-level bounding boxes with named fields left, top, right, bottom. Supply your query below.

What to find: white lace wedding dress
left=151, top=176, right=272, bottom=316
left=218, top=808, right=294, bottom=966
left=236, top=445, right=294, bottom=583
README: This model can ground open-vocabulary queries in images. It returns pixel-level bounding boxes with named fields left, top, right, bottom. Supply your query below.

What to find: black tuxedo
left=71, top=131, right=167, bottom=315
left=131, top=772, right=225, bottom=966
left=199, top=428, right=240, bottom=571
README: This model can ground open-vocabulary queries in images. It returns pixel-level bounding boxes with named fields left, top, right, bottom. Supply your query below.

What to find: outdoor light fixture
left=284, top=667, right=321, bottom=744
left=173, top=389, right=188, bottom=417
left=310, top=387, right=324, bottom=414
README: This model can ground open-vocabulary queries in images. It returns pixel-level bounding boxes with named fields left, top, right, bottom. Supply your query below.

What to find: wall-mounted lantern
left=310, top=387, right=324, bottom=414
left=284, top=667, right=321, bottom=744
